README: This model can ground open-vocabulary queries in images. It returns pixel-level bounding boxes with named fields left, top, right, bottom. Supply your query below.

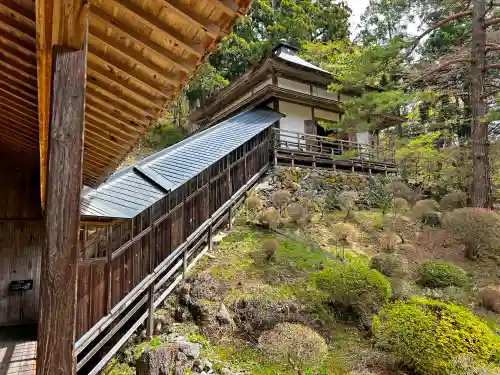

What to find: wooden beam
left=90, top=5, right=194, bottom=73
left=88, top=29, right=184, bottom=87
left=86, top=94, right=150, bottom=127
left=86, top=84, right=154, bottom=120
left=0, top=98, right=38, bottom=121
left=112, top=0, right=204, bottom=57
left=0, top=28, right=36, bottom=56
left=0, top=1, right=36, bottom=25
left=87, top=56, right=170, bottom=101
left=37, top=47, right=87, bottom=375
left=213, top=0, right=239, bottom=16
left=0, top=81, right=37, bottom=106
left=36, top=0, right=89, bottom=209
left=163, top=0, right=220, bottom=38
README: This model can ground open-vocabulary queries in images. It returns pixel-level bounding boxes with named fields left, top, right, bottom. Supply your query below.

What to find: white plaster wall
left=314, top=108, right=340, bottom=122
left=356, top=132, right=372, bottom=159
left=278, top=100, right=312, bottom=147
left=278, top=77, right=310, bottom=95
left=316, top=87, right=338, bottom=101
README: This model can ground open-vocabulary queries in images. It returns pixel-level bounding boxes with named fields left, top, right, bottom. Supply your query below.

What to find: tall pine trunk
left=470, top=0, right=492, bottom=207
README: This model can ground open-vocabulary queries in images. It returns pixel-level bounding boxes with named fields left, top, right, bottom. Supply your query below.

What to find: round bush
left=372, top=298, right=500, bottom=375
left=245, top=195, right=261, bottom=210
left=287, top=203, right=308, bottom=224
left=440, top=191, right=467, bottom=212
left=259, top=208, right=280, bottom=229
left=443, top=208, right=500, bottom=259
left=262, top=238, right=279, bottom=262
left=378, top=231, right=403, bottom=251
left=386, top=181, right=417, bottom=203
left=412, top=199, right=440, bottom=221
left=331, top=222, right=358, bottom=245
left=391, top=197, right=409, bottom=213
left=315, top=261, right=391, bottom=322
left=370, top=253, right=408, bottom=277
left=258, top=323, right=327, bottom=367
left=339, top=191, right=359, bottom=217
left=271, top=190, right=291, bottom=212
left=480, top=286, right=500, bottom=313
left=418, top=260, right=468, bottom=288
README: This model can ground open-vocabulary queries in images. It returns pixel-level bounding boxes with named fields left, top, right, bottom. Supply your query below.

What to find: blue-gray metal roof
left=81, top=108, right=283, bottom=219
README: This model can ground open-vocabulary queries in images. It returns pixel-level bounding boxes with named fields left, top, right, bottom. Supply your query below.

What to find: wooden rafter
left=213, top=0, right=239, bottom=16
left=112, top=0, right=204, bottom=57
left=89, top=5, right=194, bottom=73
left=85, top=102, right=145, bottom=134
left=164, top=0, right=220, bottom=38
left=85, top=94, right=150, bottom=127
left=87, top=56, right=170, bottom=101
left=0, top=2, right=36, bottom=26
left=0, top=28, right=36, bottom=55
left=0, top=96, right=38, bottom=120
left=0, top=81, right=37, bottom=105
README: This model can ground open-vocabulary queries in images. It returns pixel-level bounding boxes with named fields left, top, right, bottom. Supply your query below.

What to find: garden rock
left=177, top=341, right=201, bottom=359
left=136, top=345, right=177, bottom=375
left=216, top=303, right=234, bottom=326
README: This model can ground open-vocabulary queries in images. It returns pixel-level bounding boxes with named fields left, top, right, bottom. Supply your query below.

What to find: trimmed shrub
left=245, top=195, right=262, bottom=210
left=372, top=298, right=500, bottom=375
left=339, top=191, right=359, bottom=218
left=480, top=286, right=500, bottom=313
left=370, top=253, right=408, bottom=277
left=386, top=181, right=417, bottom=204
left=418, top=260, right=469, bottom=288
left=443, top=208, right=500, bottom=259
left=389, top=278, right=413, bottom=301
left=331, top=222, right=358, bottom=246
left=315, top=261, right=391, bottom=323
left=391, top=197, right=409, bottom=214
left=271, top=190, right=291, bottom=214
left=412, top=199, right=440, bottom=221
left=258, top=323, right=327, bottom=367
left=259, top=208, right=280, bottom=229
left=378, top=231, right=402, bottom=251
left=262, top=238, right=279, bottom=262
left=450, top=354, right=500, bottom=375
left=440, top=191, right=467, bottom=212
left=287, top=203, right=309, bottom=225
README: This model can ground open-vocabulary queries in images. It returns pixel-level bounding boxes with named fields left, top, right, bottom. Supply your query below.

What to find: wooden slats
left=0, top=28, right=36, bottom=56
left=0, top=96, right=38, bottom=120
left=86, top=94, right=150, bottom=128
left=0, top=2, right=36, bottom=26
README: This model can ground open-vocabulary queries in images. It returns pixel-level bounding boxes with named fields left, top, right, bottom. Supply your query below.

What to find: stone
left=174, top=306, right=190, bottom=322
left=136, top=345, right=177, bottom=375
left=177, top=341, right=201, bottom=359
left=216, top=303, right=233, bottom=325
left=422, top=211, right=442, bottom=227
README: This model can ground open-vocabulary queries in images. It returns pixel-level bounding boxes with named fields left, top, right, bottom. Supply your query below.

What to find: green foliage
left=185, top=64, right=228, bottom=104
left=363, top=176, right=393, bottom=213
left=370, top=253, right=408, bottom=277
left=101, top=358, right=135, bottom=375
left=443, top=208, right=500, bottom=259
left=440, top=191, right=467, bottom=212
left=257, top=323, right=328, bottom=367
left=315, top=260, right=391, bottom=322
left=186, top=333, right=210, bottom=348
left=418, top=260, right=469, bottom=288
left=391, top=197, right=409, bottom=214
left=372, top=298, right=500, bottom=375
left=259, top=208, right=280, bottom=229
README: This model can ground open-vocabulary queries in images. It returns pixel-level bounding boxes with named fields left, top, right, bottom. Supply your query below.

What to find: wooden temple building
left=189, top=42, right=403, bottom=173
left=0, top=1, right=250, bottom=374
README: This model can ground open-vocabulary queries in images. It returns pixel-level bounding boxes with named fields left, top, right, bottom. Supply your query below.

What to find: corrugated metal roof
left=81, top=108, right=283, bottom=219
left=274, top=44, right=330, bottom=74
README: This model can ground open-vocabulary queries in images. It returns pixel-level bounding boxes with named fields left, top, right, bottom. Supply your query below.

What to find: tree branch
left=485, top=17, right=500, bottom=27
left=484, top=64, right=500, bottom=69
left=409, top=58, right=470, bottom=86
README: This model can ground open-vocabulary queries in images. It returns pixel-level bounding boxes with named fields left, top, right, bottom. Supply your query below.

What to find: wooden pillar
left=147, top=207, right=156, bottom=338
left=37, top=46, right=87, bottom=375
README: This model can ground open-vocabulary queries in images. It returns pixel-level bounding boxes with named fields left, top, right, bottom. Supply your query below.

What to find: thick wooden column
left=37, top=46, right=87, bottom=375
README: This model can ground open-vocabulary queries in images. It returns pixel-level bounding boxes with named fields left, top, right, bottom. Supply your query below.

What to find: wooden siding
left=0, top=165, right=42, bottom=326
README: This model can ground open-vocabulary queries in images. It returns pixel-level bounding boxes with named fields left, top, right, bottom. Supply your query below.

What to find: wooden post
left=106, top=225, right=113, bottom=314
left=37, top=46, right=87, bottom=375
left=228, top=204, right=233, bottom=230
left=147, top=207, right=156, bottom=337
left=208, top=223, right=213, bottom=251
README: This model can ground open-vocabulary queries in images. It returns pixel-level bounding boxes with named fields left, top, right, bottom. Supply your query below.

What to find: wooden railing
left=273, top=128, right=396, bottom=166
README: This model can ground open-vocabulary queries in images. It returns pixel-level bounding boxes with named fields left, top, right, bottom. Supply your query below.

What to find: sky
left=345, top=0, right=371, bottom=36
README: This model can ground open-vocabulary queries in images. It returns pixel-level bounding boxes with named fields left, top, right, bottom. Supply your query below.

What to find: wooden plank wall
left=0, top=164, right=43, bottom=326
left=76, top=128, right=271, bottom=340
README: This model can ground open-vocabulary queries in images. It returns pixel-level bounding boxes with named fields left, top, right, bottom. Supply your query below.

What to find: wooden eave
left=0, top=0, right=250, bottom=190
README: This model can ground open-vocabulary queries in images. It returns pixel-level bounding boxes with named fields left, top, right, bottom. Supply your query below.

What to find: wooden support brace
left=208, top=223, right=213, bottom=251
left=183, top=249, right=187, bottom=278
left=37, top=46, right=87, bottom=375
left=106, top=225, right=113, bottom=313
left=228, top=204, right=233, bottom=230
left=146, top=284, right=154, bottom=338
